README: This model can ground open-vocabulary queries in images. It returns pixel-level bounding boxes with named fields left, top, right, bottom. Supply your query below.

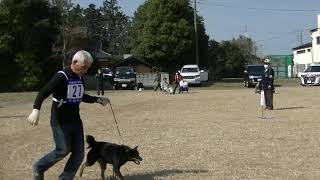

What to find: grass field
left=1, top=79, right=320, bottom=180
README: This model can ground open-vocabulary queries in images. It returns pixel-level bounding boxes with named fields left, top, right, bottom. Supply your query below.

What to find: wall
left=311, top=15, right=320, bottom=62
left=134, top=64, right=152, bottom=73
left=311, top=30, right=320, bottom=63
left=292, top=48, right=312, bottom=77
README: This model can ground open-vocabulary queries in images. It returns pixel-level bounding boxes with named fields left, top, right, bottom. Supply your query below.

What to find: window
left=297, top=50, right=305, bottom=54
left=304, top=65, right=320, bottom=72
left=317, top=36, right=320, bottom=45
left=181, top=68, right=199, bottom=73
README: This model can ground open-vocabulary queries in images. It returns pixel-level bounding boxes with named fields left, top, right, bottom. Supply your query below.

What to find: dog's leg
left=113, top=166, right=124, bottom=180
left=98, top=159, right=107, bottom=180
left=79, top=162, right=88, bottom=177
left=80, top=151, right=99, bottom=178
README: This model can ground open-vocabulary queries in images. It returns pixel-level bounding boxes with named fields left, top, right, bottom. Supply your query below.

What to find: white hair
left=72, top=50, right=93, bottom=64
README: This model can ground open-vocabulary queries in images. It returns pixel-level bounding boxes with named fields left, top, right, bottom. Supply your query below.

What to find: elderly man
left=261, top=58, right=275, bottom=110
left=27, top=50, right=110, bottom=180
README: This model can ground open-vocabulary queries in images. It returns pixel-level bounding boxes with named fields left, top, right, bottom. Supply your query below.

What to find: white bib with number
left=67, top=80, right=84, bottom=104
left=57, top=71, right=84, bottom=105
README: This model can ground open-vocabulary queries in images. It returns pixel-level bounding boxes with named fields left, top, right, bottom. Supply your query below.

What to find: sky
left=73, top=0, right=320, bottom=56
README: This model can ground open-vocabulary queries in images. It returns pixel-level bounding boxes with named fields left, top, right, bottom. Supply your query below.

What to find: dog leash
left=109, top=102, right=124, bottom=144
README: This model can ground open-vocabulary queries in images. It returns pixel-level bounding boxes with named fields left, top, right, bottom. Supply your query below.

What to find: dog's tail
left=86, top=135, right=96, bottom=149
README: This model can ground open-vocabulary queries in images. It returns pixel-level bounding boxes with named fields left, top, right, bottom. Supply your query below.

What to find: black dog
left=79, top=135, right=142, bottom=180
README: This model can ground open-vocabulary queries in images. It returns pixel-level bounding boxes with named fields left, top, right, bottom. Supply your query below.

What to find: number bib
left=66, top=79, right=84, bottom=104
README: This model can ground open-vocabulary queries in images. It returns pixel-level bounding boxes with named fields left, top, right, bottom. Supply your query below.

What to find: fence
left=271, top=65, right=288, bottom=79
left=136, top=72, right=169, bottom=88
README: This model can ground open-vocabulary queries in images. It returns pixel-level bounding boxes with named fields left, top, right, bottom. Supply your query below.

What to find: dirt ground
left=1, top=85, right=320, bottom=180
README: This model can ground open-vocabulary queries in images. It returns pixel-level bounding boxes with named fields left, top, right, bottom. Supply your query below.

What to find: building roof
left=292, top=42, right=312, bottom=50
left=94, top=50, right=111, bottom=59
left=113, top=56, right=153, bottom=68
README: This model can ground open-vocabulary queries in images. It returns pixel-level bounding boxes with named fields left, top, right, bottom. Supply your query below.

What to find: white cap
left=264, top=58, right=270, bottom=64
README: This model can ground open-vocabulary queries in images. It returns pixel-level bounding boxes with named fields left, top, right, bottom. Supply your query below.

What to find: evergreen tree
left=100, top=0, right=130, bottom=55
left=0, top=0, right=60, bottom=91
left=129, top=0, right=208, bottom=72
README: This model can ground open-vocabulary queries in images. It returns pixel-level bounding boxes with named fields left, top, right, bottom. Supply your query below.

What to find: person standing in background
left=173, top=70, right=183, bottom=94
left=95, top=69, right=105, bottom=95
left=261, top=58, right=275, bottom=110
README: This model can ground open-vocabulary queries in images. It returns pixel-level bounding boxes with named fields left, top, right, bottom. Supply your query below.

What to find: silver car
left=300, top=64, right=320, bottom=86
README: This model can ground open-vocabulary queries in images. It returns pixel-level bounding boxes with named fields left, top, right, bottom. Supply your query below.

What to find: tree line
left=0, top=0, right=260, bottom=92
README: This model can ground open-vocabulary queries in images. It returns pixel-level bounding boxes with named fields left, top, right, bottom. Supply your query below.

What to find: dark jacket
left=95, top=72, right=104, bottom=85
left=261, top=67, right=274, bottom=90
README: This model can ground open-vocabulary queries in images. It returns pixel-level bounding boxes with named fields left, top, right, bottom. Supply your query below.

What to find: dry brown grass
left=1, top=85, right=320, bottom=180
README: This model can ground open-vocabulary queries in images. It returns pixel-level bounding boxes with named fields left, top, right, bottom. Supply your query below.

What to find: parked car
left=113, top=66, right=136, bottom=89
left=180, top=64, right=202, bottom=85
left=101, top=67, right=114, bottom=81
left=300, top=64, right=320, bottom=86
left=244, top=64, right=265, bottom=87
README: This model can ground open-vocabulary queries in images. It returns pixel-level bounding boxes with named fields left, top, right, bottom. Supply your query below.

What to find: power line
left=198, top=2, right=320, bottom=13
left=255, top=28, right=312, bottom=43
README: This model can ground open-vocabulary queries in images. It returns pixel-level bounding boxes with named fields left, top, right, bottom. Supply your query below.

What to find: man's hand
left=268, top=85, right=272, bottom=89
left=28, top=109, right=40, bottom=126
left=97, top=97, right=110, bottom=106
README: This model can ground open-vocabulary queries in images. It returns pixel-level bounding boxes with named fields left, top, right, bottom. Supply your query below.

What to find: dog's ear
left=134, top=146, right=138, bottom=150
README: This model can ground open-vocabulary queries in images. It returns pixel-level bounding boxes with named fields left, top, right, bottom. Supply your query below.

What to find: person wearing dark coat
left=95, top=69, right=105, bottom=95
left=27, top=50, right=110, bottom=180
left=261, top=58, right=275, bottom=110
left=154, top=71, right=162, bottom=91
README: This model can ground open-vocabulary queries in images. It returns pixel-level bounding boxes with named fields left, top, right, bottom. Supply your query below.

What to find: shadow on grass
left=273, top=106, right=307, bottom=111
left=125, top=169, right=209, bottom=180
left=83, top=169, right=208, bottom=180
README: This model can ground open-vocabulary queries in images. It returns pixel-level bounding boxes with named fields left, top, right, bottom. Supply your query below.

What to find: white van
left=180, top=64, right=203, bottom=85
left=300, top=64, right=320, bottom=86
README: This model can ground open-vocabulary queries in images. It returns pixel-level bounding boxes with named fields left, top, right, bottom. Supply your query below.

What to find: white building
left=311, top=15, right=320, bottom=63
left=292, top=15, right=320, bottom=77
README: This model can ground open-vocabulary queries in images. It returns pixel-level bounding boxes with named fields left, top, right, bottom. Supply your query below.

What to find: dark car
left=113, top=66, right=136, bottom=90
left=101, top=68, right=114, bottom=79
left=101, top=68, right=114, bottom=83
left=244, top=64, right=265, bottom=87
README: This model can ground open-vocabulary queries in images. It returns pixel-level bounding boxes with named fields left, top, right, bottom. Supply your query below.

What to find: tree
left=50, top=0, right=74, bottom=66
left=100, top=0, right=130, bottom=55
left=0, top=0, right=60, bottom=91
left=207, top=39, right=222, bottom=79
left=129, top=0, right=208, bottom=72
left=219, top=41, right=246, bottom=78
left=83, top=4, right=103, bottom=45
left=232, top=35, right=260, bottom=64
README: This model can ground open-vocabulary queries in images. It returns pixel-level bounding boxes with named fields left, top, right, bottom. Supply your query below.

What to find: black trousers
left=96, top=83, right=104, bottom=95
left=154, top=82, right=161, bottom=91
left=173, top=82, right=179, bottom=94
left=264, top=89, right=273, bottom=109
left=34, top=114, right=84, bottom=180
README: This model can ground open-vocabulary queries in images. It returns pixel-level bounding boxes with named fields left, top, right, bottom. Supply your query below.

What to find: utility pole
left=300, top=30, right=303, bottom=45
left=194, top=0, right=199, bottom=65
